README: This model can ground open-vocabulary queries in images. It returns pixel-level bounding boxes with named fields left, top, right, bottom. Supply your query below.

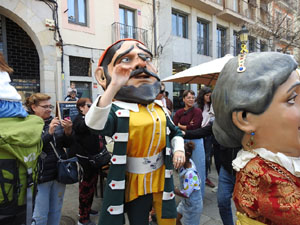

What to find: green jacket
left=0, top=115, right=44, bottom=206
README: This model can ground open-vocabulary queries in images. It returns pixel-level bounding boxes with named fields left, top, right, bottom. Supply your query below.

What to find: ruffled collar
left=232, top=148, right=300, bottom=177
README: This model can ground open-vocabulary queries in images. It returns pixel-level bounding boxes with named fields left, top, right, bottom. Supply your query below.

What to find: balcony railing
left=111, top=22, right=148, bottom=46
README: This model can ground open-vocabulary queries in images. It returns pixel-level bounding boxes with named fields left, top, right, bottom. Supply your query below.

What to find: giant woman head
left=212, top=52, right=300, bottom=156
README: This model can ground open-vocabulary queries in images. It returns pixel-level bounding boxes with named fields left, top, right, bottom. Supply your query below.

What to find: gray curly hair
left=212, top=52, right=298, bottom=148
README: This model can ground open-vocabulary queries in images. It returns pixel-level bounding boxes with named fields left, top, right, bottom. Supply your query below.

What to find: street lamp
left=237, top=25, right=249, bottom=73
left=239, top=25, right=249, bottom=54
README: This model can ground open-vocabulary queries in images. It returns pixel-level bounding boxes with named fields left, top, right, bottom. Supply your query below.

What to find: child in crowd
left=0, top=53, right=28, bottom=118
left=175, top=141, right=203, bottom=225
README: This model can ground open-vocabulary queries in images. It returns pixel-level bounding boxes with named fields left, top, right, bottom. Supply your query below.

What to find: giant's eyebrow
left=113, top=45, right=134, bottom=66
left=136, top=43, right=153, bottom=58
left=287, top=81, right=300, bottom=93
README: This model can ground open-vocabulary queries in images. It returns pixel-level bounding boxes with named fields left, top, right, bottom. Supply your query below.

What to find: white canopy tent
left=162, top=54, right=234, bottom=85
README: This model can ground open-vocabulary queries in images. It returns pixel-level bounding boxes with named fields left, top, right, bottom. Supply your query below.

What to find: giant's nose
left=134, top=54, right=147, bottom=70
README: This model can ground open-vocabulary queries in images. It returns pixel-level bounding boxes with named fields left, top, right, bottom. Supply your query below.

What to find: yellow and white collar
left=113, top=100, right=163, bottom=112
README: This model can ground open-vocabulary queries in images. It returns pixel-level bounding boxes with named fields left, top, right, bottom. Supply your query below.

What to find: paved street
left=60, top=159, right=236, bottom=225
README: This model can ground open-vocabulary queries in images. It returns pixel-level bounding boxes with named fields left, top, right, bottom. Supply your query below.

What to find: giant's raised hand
left=109, top=63, right=133, bottom=90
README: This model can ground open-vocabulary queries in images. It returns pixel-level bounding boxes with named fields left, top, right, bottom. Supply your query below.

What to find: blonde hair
left=25, top=93, right=51, bottom=114
left=0, top=52, right=14, bottom=74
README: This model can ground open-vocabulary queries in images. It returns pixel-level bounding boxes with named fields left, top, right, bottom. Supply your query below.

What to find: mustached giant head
left=95, top=39, right=161, bottom=105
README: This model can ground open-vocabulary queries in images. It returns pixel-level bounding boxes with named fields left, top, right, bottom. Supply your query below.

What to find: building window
left=217, top=26, right=226, bottom=58
left=172, top=62, right=190, bottom=112
left=5, top=17, right=40, bottom=100
left=275, top=10, right=283, bottom=26
left=68, top=0, right=87, bottom=26
left=172, top=10, right=188, bottom=38
left=0, top=16, right=3, bottom=54
left=72, top=81, right=91, bottom=99
left=233, top=31, right=240, bottom=56
left=260, top=40, right=267, bottom=52
left=248, top=36, right=256, bottom=52
left=233, top=0, right=238, bottom=12
left=197, top=19, right=209, bottom=56
left=119, top=6, right=135, bottom=39
left=0, top=15, right=7, bottom=60
left=286, top=17, right=292, bottom=40
left=69, top=56, right=91, bottom=77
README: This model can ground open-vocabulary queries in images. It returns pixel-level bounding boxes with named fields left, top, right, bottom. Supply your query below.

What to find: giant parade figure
left=212, top=51, right=300, bottom=225
left=85, top=39, right=185, bottom=225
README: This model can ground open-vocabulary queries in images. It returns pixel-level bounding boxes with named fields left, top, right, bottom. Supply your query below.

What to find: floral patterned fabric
left=233, top=156, right=300, bottom=225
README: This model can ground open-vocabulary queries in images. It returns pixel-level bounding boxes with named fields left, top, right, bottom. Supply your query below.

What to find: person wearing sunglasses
left=71, top=98, right=107, bottom=225
left=25, top=93, right=73, bottom=225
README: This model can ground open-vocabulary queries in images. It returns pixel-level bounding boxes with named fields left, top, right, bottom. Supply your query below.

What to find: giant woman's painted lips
left=114, top=67, right=161, bottom=105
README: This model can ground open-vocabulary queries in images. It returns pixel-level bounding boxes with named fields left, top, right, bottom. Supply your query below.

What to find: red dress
left=233, top=156, right=300, bottom=225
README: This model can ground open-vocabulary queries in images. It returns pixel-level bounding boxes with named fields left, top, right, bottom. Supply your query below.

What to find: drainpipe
left=152, top=0, right=157, bottom=56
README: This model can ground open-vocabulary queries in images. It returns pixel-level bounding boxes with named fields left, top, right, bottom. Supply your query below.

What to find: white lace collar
left=232, top=148, right=300, bottom=177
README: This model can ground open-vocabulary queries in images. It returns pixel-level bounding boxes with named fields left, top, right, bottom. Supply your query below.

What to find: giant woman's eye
left=287, top=91, right=298, bottom=104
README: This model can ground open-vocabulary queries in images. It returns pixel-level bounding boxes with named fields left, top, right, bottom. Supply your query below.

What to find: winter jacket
left=38, top=116, right=73, bottom=183
left=218, top=146, right=240, bottom=176
left=71, top=112, right=106, bottom=169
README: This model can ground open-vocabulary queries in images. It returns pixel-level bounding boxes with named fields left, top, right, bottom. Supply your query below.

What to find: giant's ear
left=95, top=66, right=107, bottom=90
left=232, top=111, right=256, bottom=134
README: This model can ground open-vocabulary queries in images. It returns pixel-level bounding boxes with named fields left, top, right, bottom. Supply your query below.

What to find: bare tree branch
left=246, top=0, right=300, bottom=53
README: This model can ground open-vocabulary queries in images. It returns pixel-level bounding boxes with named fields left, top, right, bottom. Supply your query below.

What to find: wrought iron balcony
left=111, top=22, right=148, bottom=46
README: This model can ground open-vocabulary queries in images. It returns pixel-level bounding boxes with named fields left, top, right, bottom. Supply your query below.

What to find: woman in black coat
left=72, top=98, right=107, bottom=225
left=25, top=93, right=73, bottom=225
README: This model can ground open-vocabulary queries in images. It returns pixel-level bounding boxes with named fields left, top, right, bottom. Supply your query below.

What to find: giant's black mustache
left=129, top=67, right=160, bottom=81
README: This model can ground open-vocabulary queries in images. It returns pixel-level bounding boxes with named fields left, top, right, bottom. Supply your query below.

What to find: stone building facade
left=0, top=0, right=298, bottom=109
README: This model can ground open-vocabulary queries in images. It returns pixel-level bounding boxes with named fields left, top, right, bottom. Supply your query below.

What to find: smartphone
left=62, top=108, right=70, bottom=120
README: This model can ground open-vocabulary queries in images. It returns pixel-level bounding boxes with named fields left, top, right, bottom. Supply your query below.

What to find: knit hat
left=0, top=71, right=28, bottom=118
